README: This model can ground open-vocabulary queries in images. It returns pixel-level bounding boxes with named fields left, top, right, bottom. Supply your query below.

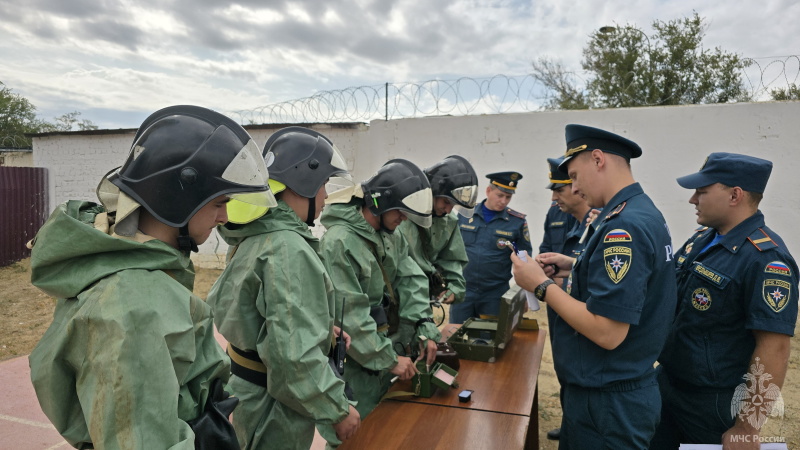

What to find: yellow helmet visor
left=226, top=180, right=285, bottom=224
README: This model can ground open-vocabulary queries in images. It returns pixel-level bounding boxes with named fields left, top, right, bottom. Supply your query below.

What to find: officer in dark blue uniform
left=511, top=125, right=677, bottom=450
left=452, top=171, right=531, bottom=323
left=538, top=156, right=593, bottom=442
left=650, top=153, right=799, bottom=449
left=539, top=158, right=579, bottom=256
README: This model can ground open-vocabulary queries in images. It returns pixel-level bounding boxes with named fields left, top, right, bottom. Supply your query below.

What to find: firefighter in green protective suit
left=207, top=127, right=361, bottom=449
left=319, top=159, right=441, bottom=419
left=398, top=155, right=478, bottom=308
left=28, top=105, right=276, bottom=449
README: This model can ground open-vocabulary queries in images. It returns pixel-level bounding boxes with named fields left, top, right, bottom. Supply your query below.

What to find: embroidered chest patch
left=496, top=238, right=511, bottom=250
left=763, top=279, right=791, bottom=313
left=604, top=246, right=631, bottom=284
left=692, top=264, right=725, bottom=287
left=691, top=288, right=712, bottom=311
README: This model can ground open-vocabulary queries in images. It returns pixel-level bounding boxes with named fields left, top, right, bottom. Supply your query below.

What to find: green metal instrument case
left=447, top=286, right=525, bottom=362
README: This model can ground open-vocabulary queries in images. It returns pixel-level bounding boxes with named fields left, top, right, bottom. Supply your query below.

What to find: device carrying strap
left=366, top=239, right=400, bottom=335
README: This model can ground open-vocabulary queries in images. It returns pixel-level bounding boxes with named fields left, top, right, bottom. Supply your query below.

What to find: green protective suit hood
left=30, top=200, right=195, bottom=298
left=28, top=200, right=230, bottom=449
left=216, top=199, right=313, bottom=247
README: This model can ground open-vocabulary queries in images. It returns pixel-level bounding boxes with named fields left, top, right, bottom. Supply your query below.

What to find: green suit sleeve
left=393, top=234, right=442, bottom=343
left=321, top=228, right=398, bottom=371
left=431, top=219, right=468, bottom=303
left=258, top=234, right=350, bottom=424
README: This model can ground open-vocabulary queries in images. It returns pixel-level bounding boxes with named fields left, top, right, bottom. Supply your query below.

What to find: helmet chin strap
left=305, top=197, right=316, bottom=227
left=177, top=225, right=199, bottom=254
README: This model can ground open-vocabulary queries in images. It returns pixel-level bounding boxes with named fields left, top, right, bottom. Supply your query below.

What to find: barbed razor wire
left=230, top=56, right=799, bottom=125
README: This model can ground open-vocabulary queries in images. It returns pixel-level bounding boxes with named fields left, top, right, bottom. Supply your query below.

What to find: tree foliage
left=0, top=82, right=97, bottom=148
left=770, top=83, right=800, bottom=101
left=42, top=111, right=98, bottom=133
left=532, top=13, right=752, bottom=110
left=531, top=58, right=590, bottom=110
left=0, top=82, right=43, bottom=148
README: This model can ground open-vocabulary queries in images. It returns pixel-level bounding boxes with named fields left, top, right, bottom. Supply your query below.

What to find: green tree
left=42, top=111, right=98, bottom=132
left=0, top=82, right=45, bottom=148
left=531, top=58, right=590, bottom=110
left=1, top=82, right=98, bottom=148
left=532, top=13, right=752, bottom=109
left=770, top=83, right=800, bottom=101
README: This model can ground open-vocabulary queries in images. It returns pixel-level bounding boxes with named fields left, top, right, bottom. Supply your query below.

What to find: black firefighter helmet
left=110, top=105, right=276, bottom=249
left=259, top=126, right=352, bottom=225
left=424, top=155, right=478, bottom=217
left=362, top=158, right=433, bottom=228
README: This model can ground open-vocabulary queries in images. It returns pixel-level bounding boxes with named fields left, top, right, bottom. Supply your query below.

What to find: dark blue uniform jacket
left=556, top=183, right=677, bottom=387
left=459, top=200, right=531, bottom=303
left=659, top=211, right=798, bottom=388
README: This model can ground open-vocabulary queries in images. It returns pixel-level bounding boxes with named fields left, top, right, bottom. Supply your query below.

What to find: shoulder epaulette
left=602, top=202, right=627, bottom=221
left=689, top=226, right=709, bottom=241
left=507, top=208, right=526, bottom=219
left=748, top=228, right=779, bottom=252
left=689, top=227, right=709, bottom=242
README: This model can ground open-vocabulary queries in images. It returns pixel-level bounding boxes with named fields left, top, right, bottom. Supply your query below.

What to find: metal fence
left=231, top=56, right=799, bottom=125
left=0, top=167, right=48, bottom=267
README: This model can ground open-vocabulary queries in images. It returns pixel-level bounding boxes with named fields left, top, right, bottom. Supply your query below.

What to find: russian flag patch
left=604, top=229, right=632, bottom=243
left=765, top=261, right=791, bottom=277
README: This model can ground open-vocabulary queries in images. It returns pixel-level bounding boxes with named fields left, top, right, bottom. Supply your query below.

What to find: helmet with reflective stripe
left=110, top=105, right=276, bottom=228
left=424, top=155, right=478, bottom=217
left=362, top=158, right=433, bottom=228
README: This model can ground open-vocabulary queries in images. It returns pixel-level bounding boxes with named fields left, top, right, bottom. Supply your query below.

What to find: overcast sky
left=1, top=0, right=797, bottom=129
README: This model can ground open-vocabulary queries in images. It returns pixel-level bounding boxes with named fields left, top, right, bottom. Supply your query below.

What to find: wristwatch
left=534, top=279, right=556, bottom=301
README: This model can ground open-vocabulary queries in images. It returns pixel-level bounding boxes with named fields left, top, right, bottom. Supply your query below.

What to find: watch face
left=536, top=280, right=553, bottom=300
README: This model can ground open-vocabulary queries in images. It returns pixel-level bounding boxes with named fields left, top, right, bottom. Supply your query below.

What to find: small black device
left=458, top=389, right=473, bottom=403
left=332, top=298, right=346, bottom=375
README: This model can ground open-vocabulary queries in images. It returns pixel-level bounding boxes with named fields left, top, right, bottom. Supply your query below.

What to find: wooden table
left=340, top=325, right=547, bottom=450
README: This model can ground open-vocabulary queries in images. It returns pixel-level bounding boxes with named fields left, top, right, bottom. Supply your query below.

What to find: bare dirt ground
left=3, top=258, right=798, bottom=448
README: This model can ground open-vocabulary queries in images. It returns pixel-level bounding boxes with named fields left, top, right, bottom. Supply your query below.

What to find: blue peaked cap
left=676, top=152, right=773, bottom=193
left=559, top=124, right=642, bottom=171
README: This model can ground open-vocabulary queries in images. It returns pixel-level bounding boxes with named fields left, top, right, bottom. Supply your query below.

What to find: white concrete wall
left=32, top=101, right=800, bottom=267
left=367, top=101, right=800, bottom=258
left=34, top=133, right=136, bottom=209
left=0, top=150, right=33, bottom=167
